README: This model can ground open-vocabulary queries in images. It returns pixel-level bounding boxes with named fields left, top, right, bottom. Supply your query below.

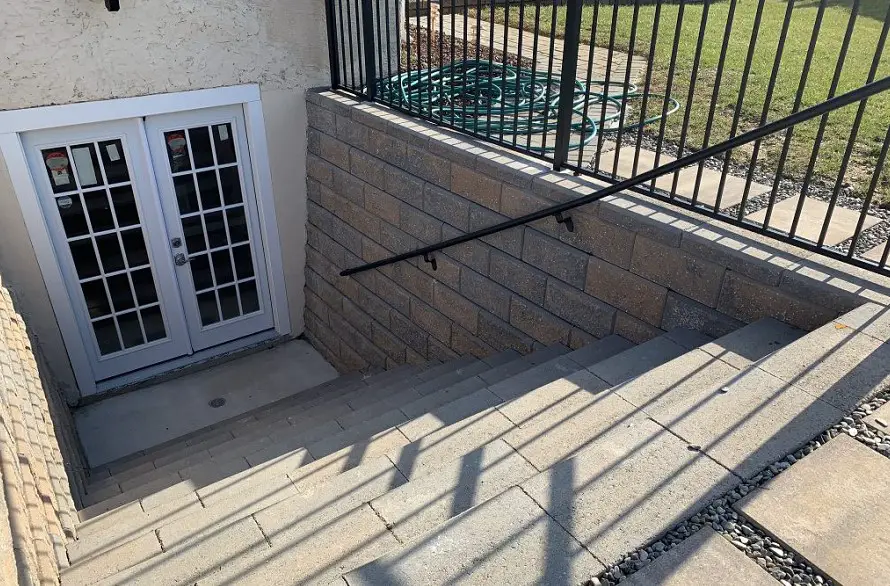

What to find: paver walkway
left=419, top=15, right=647, bottom=83
left=737, top=435, right=890, bottom=585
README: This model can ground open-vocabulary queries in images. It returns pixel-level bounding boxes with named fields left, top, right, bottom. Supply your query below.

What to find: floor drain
left=209, top=398, right=226, bottom=408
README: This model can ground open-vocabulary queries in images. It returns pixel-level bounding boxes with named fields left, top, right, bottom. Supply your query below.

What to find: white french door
left=145, top=107, right=273, bottom=350
left=22, top=106, right=274, bottom=381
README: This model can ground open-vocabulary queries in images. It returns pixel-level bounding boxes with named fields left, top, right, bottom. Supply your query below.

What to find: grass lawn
left=470, top=0, right=890, bottom=201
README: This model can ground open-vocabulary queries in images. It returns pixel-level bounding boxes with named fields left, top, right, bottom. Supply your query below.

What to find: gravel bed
left=588, top=385, right=890, bottom=586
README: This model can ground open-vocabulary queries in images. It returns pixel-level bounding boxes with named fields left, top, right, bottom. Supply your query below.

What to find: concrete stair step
left=341, top=322, right=800, bottom=583
left=79, top=361, right=447, bottom=505
left=338, top=320, right=797, bottom=584
left=70, top=323, right=804, bottom=585
left=71, top=350, right=542, bottom=538
left=66, top=337, right=637, bottom=583
left=398, top=335, right=632, bottom=440
left=336, top=350, right=521, bottom=423
left=85, top=368, right=380, bottom=481
left=64, top=341, right=618, bottom=575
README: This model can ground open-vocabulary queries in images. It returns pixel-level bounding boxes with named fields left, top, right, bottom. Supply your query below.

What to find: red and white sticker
left=45, top=151, right=71, bottom=187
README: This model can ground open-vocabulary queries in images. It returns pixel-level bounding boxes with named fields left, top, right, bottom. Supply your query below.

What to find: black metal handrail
left=341, top=75, right=890, bottom=277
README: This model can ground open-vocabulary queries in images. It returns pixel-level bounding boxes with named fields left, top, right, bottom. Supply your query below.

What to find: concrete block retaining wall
left=304, top=89, right=890, bottom=373
left=0, top=276, right=85, bottom=585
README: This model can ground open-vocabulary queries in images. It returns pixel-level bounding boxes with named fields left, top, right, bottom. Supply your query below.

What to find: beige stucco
left=0, top=0, right=331, bottom=402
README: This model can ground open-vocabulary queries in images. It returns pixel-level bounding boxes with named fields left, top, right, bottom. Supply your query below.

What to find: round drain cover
left=209, top=398, right=226, bottom=408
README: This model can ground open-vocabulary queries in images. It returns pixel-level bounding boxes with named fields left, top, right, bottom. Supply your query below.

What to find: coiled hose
left=377, top=60, right=680, bottom=153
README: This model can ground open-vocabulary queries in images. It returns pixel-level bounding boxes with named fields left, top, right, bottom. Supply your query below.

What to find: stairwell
left=56, top=309, right=885, bottom=585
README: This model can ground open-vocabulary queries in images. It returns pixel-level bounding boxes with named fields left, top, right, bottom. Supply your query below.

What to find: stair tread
left=72, top=340, right=628, bottom=542
left=67, top=339, right=633, bottom=574
left=70, top=322, right=815, bottom=586
left=81, top=362, right=444, bottom=498
left=343, top=486, right=604, bottom=585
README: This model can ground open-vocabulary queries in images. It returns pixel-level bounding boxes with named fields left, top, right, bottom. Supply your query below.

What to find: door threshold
left=87, top=330, right=287, bottom=405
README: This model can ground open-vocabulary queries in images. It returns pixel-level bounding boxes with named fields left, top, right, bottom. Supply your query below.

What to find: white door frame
left=0, top=85, right=291, bottom=397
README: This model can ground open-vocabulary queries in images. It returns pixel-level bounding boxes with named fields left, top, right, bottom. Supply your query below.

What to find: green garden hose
left=377, top=60, right=680, bottom=153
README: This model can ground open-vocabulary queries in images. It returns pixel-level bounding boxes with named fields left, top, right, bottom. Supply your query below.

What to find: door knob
left=174, top=253, right=190, bottom=266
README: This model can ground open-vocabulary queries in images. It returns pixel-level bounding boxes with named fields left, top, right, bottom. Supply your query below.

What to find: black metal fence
left=324, top=0, right=890, bottom=273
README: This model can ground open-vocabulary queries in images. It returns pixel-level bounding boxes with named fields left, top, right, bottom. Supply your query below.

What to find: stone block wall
left=0, top=277, right=85, bottom=585
left=303, top=89, right=888, bottom=373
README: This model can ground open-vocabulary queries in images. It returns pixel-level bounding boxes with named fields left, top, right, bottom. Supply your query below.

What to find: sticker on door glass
left=71, top=146, right=98, bottom=187
left=106, top=143, right=121, bottom=162
left=166, top=132, right=189, bottom=171
left=217, top=125, right=229, bottom=141
left=56, top=196, right=73, bottom=210
left=44, top=151, right=71, bottom=188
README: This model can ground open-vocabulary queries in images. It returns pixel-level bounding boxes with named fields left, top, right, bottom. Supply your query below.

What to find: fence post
left=324, top=0, right=341, bottom=88
left=553, top=0, right=584, bottom=171
left=360, top=0, right=378, bottom=100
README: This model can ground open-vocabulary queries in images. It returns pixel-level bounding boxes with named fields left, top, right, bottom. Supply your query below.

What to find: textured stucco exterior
left=0, top=0, right=331, bottom=400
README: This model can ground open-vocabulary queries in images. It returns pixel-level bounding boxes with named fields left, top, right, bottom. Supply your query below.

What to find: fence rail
left=324, top=0, right=890, bottom=274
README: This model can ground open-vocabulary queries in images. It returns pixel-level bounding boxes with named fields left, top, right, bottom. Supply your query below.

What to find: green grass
left=472, top=0, right=890, bottom=201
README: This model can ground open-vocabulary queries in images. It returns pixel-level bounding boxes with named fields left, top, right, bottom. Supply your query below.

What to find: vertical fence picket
left=320, top=0, right=890, bottom=275
left=553, top=0, right=583, bottom=170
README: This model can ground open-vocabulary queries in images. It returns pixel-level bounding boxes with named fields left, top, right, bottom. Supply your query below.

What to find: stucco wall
left=0, top=0, right=331, bottom=400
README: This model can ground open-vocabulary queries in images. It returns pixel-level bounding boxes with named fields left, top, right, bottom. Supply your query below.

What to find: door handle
left=174, top=253, right=190, bottom=266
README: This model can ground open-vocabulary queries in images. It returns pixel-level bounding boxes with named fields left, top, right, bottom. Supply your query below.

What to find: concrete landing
left=736, top=435, right=890, bottom=586
left=624, top=528, right=775, bottom=586
left=75, top=340, right=338, bottom=467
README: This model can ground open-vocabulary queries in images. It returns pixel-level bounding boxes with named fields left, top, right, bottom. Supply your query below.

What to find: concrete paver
left=478, top=343, right=569, bottom=384
left=639, top=364, right=842, bottom=479
left=61, top=532, right=162, bottom=584
left=864, top=399, right=890, bottom=432
left=307, top=409, right=409, bottom=459
left=344, top=486, right=604, bottom=585
left=747, top=196, right=881, bottom=246
left=398, top=407, right=517, bottom=478
left=372, top=439, right=537, bottom=542
left=521, top=419, right=739, bottom=565
left=504, top=390, right=641, bottom=471
left=862, top=242, right=887, bottom=263
left=757, top=321, right=890, bottom=412
left=496, top=368, right=610, bottom=426
left=399, top=375, right=491, bottom=419
left=834, top=301, right=890, bottom=344
left=94, top=516, right=269, bottom=586
left=596, top=148, right=769, bottom=210
left=397, top=388, right=503, bottom=440
left=589, top=334, right=689, bottom=385
left=197, top=504, right=398, bottom=586
left=68, top=494, right=203, bottom=562
left=698, top=317, right=804, bottom=369
left=623, top=527, right=776, bottom=586
left=487, top=355, right=586, bottom=402
left=736, top=436, right=890, bottom=586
